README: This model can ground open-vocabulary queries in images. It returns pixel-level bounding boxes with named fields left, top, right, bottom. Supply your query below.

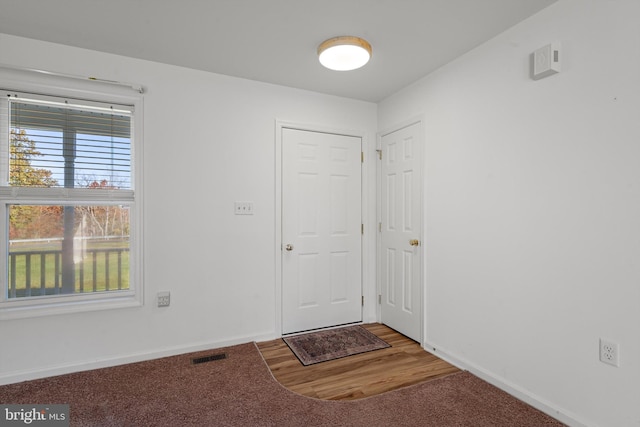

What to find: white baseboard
left=423, top=340, right=590, bottom=427
left=0, top=330, right=278, bottom=386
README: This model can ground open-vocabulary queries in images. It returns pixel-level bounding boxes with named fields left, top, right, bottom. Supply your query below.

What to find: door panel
left=380, top=122, right=422, bottom=342
left=282, top=128, right=362, bottom=334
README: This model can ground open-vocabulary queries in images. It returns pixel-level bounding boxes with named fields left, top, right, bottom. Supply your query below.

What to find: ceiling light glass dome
left=318, top=36, right=372, bottom=71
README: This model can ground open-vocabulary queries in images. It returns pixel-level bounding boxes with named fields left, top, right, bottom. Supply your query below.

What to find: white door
left=380, top=121, right=423, bottom=342
left=282, top=128, right=362, bottom=334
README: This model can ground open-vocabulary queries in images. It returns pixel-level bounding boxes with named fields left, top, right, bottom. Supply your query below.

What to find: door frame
left=275, top=120, right=372, bottom=336
left=376, top=115, right=426, bottom=345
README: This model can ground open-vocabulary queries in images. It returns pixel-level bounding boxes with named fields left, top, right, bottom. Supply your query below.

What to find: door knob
left=284, top=244, right=294, bottom=251
left=409, top=239, right=420, bottom=247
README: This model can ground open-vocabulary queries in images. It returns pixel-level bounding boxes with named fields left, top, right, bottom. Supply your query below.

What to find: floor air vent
left=191, top=353, right=227, bottom=364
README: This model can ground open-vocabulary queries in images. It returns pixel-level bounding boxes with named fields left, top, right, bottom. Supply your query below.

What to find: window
left=0, top=88, right=142, bottom=318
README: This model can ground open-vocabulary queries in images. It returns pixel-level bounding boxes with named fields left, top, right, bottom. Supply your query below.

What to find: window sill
left=0, top=292, right=142, bottom=320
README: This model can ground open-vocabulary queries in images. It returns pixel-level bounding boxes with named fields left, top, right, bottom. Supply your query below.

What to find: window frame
left=0, top=76, right=144, bottom=319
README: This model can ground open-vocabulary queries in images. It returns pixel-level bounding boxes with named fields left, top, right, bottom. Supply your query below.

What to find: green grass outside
left=8, top=239, right=130, bottom=297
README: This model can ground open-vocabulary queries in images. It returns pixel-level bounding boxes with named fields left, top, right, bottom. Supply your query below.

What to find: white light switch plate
left=234, top=201, right=254, bottom=215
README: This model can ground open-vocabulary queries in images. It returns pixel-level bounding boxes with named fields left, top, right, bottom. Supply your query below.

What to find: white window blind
left=8, top=93, right=132, bottom=190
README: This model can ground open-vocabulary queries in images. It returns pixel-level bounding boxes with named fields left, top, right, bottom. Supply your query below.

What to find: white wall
left=0, top=34, right=377, bottom=383
left=378, top=1, right=640, bottom=426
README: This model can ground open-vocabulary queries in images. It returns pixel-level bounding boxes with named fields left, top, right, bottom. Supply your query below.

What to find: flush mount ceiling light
left=317, top=36, right=372, bottom=71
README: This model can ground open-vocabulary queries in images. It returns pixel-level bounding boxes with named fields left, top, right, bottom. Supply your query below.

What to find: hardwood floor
left=256, top=323, right=461, bottom=400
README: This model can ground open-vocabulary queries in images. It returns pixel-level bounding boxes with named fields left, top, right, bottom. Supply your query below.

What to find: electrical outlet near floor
left=157, top=291, right=171, bottom=307
left=599, top=338, right=619, bottom=367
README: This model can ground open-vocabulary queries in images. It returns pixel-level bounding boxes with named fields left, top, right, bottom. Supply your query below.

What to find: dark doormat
left=283, top=325, right=391, bottom=366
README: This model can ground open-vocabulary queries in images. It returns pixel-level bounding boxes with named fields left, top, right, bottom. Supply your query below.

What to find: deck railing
left=8, top=248, right=129, bottom=298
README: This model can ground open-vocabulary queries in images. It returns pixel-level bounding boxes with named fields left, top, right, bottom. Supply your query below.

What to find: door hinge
left=361, top=223, right=364, bottom=235
left=376, top=149, right=382, bottom=160
left=362, top=295, right=365, bottom=306
left=378, top=222, right=382, bottom=232
left=378, top=294, right=382, bottom=304
left=361, top=151, right=364, bottom=163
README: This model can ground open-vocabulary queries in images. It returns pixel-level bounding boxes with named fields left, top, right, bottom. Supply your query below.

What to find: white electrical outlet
left=599, top=338, right=619, bottom=367
left=157, top=291, right=170, bottom=307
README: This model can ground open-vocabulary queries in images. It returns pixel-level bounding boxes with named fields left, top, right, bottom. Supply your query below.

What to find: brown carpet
left=283, top=325, right=390, bottom=365
left=0, top=342, right=565, bottom=426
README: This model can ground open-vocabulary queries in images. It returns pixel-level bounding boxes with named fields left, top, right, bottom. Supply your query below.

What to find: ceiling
left=0, top=0, right=556, bottom=102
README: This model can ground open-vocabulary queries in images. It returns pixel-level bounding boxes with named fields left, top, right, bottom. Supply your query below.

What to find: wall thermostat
left=532, top=42, right=561, bottom=80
